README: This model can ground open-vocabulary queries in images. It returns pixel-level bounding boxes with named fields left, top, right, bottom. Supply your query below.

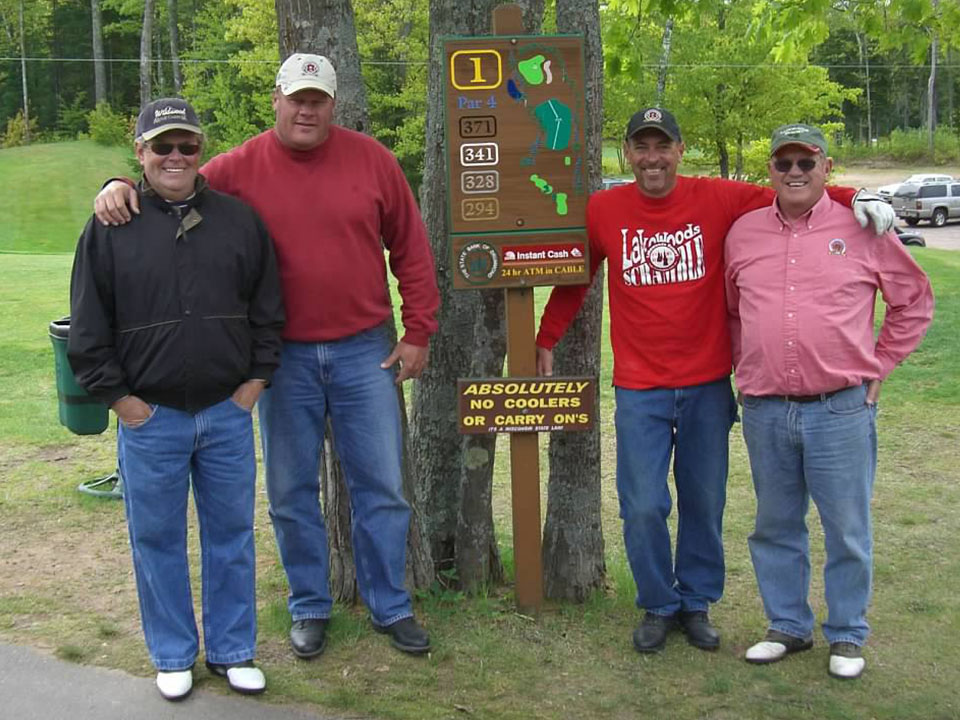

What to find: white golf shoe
left=828, top=643, right=865, bottom=679
left=156, top=669, right=193, bottom=701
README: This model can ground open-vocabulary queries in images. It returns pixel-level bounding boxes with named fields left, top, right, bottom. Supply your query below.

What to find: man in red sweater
left=536, top=107, right=894, bottom=654
left=95, top=54, right=440, bottom=659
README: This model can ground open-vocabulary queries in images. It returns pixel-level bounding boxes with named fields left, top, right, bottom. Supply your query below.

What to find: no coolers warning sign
left=458, top=378, right=596, bottom=434
left=444, top=35, right=589, bottom=290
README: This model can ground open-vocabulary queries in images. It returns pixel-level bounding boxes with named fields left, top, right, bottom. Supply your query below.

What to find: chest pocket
left=809, top=239, right=870, bottom=307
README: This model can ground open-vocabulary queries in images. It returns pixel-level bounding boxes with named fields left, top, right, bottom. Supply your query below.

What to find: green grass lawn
left=0, top=140, right=132, bottom=253
left=1, top=141, right=958, bottom=718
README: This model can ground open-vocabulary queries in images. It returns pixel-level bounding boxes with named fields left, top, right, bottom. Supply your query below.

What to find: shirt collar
left=772, top=190, right=832, bottom=232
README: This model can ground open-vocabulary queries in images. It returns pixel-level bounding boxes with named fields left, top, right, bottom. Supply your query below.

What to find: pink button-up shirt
left=725, top=192, right=933, bottom=396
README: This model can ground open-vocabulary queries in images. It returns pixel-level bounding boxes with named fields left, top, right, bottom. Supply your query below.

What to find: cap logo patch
left=780, top=125, right=806, bottom=136
left=643, top=109, right=662, bottom=122
left=154, top=106, right=187, bottom=121
left=828, top=238, right=846, bottom=256
left=302, top=61, right=320, bottom=76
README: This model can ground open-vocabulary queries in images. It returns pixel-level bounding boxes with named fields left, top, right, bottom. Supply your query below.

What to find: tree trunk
left=656, top=17, right=673, bottom=106
left=452, top=0, right=542, bottom=595
left=168, top=0, right=182, bottom=93
left=413, top=0, right=501, bottom=579
left=273, top=0, right=432, bottom=601
left=140, top=0, right=154, bottom=105
left=540, top=0, right=606, bottom=603
left=946, top=46, right=954, bottom=131
left=18, top=0, right=29, bottom=144
left=713, top=4, right=727, bottom=178
left=320, top=426, right=356, bottom=600
left=856, top=31, right=872, bottom=145
left=155, top=21, right=165, bottom=94
left=716, top=136, right=729, bottom=179
left=91, top=0, right=106, bottom=105
left=275, top=0, right=368, bottom=132
left=454, top=290, right=506, bottom=591
left=52, top=0, right=62, bottom=124
left=927, top=8, right=938, bottom=157
left=734, top=131, right=744, bottom=180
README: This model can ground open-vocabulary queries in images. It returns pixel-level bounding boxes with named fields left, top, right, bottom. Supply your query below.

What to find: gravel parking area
left=834, top=166, right=960, bottom=251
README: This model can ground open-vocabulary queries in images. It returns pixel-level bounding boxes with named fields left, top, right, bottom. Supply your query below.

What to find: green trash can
left=49, top=317, right=109, bottom=435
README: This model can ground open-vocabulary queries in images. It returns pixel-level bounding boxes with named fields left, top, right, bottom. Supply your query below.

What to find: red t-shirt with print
left=536, top=176, right=855, bottom=390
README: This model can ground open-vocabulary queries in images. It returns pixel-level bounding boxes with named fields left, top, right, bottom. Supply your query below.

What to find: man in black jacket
left=68, top=98, right=284, bottom=702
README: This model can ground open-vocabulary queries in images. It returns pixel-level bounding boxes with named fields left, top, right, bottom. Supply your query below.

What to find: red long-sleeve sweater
left=536, top=176, right=855, bottom=389
left=201, top=126, right=439, bottom=345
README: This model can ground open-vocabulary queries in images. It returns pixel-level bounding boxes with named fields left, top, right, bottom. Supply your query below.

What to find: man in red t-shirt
left=93, top=54, right=439, bottom=660
left=536, top=107, right=894, bottom=654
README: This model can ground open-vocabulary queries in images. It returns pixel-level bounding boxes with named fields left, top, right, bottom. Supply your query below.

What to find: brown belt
left=749, top=388, right=850, bottom=404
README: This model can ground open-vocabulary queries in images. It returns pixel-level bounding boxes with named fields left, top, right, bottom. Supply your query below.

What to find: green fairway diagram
left=534, top=99, right=573, bottom=151
left=529, top=173, right=569, bottom=216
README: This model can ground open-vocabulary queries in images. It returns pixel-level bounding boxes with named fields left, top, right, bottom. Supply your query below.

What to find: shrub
left=87, top=102, right=132, bottom=146
left=57, top=92, right=90, bottom=139
left=832, top=127, right=960, bottom=164
left=1, top=110, right=39, bottom=148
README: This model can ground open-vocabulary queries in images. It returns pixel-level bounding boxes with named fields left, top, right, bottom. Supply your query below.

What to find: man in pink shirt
left=725, top=124, right=933, bottom=679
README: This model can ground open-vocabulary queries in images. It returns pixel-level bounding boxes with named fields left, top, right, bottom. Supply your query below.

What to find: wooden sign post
left=444, top=4, right=592, bottom=614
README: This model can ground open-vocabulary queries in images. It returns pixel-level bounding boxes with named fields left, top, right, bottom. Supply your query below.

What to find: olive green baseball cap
left=770, top=123, right=827, bottom=156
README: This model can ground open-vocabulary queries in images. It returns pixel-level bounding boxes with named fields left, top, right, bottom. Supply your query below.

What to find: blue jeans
left=741, top=385, right=877, bottom=646
left=258, top=325, right=412, bottom=626
left=117, top=398, right=257, bottom=671
left=614, top=378, right=737, bottom=616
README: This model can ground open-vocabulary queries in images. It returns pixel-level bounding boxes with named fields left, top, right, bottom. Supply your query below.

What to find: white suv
left=878, top=173, right=954, bottom=202
left=891, top=182, right=960, bottom=226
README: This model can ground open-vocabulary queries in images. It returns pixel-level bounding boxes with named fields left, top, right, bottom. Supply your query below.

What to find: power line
left=1, top=56, right=959, bottom=70
left=0, top=56, right=425, bottom=66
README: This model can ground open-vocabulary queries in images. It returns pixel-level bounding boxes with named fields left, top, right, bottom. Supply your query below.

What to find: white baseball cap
left=276, top=53, right=337, bottom=98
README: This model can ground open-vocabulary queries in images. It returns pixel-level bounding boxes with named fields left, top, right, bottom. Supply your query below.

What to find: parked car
left=894, top=226, right=925, bottom=247
left=601, top=176, right=633, bottom=190
left=877, top=173, right=954, bottom=203
left=891, top=181, right=960, bottom=227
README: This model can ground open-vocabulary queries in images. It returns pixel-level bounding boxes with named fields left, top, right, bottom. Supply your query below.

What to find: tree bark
left=656, top=17, right=673, bottom=106
left=18, top=0, right=29, bottom=144
left=734, top=131, right=744, bottom=180
left=856, top=31, right=872, bottom=145
left=927, top=2, right=939, bottom=157
left=454, top=289, right=506, bottom=591
left=140, top=0, right=154, bottom=105
left=540, top=0, right=606, bottom=603
left=91, top=0, right=106, bottom=105
left=155, top=21, right=165, bottom=94
left=168, top=0, right=182, bottom=93
left=413, top=0, right=502, bottom=579
left=452, top=0, right=542, bottom=594
left=946, top=46, right=954, bottom=131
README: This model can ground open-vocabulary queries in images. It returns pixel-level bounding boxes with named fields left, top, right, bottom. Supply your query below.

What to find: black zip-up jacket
left=68, top=176, right=285, bottom=413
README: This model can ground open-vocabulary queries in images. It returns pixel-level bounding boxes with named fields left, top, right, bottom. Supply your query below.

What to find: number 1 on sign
left=470, top=57, right=485, bottom=84
left=450, top=50, right=502, bottom=90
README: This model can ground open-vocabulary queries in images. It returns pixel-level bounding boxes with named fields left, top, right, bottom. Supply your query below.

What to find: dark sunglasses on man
left=148, top=141, right=202, bottom=157
left=772, top=157, right=819, bottom=173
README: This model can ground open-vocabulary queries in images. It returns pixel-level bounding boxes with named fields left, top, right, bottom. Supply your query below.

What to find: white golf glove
left=852, top=189, right=895, bottom=235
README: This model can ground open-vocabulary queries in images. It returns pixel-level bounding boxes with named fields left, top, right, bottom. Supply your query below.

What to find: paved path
left=0, top=643, right=344, bottom=720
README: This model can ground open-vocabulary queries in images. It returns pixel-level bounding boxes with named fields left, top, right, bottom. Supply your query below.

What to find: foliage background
left=2, top=0, right=960, bottom=185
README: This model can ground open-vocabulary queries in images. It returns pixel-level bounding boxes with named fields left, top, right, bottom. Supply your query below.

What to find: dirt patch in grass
left=0, top=510, right=139, bottom=645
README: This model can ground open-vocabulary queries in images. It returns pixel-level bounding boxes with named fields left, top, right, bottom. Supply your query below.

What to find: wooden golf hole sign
left=445, top=4, right=596, bottom=614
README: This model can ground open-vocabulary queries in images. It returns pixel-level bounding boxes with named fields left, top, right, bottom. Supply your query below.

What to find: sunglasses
left=772, top=157, right=818, bottom=173
left=148, top=141, right=201, bottom=156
